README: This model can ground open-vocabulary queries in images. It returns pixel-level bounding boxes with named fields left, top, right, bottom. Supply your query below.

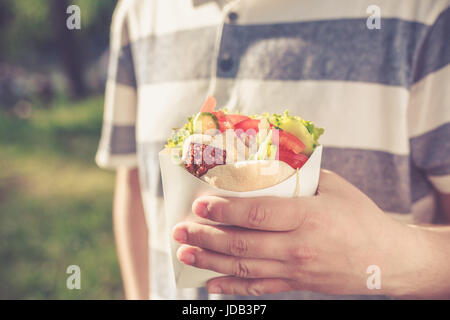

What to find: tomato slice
left=271, top=129, right=305, bottom=154
left=200, top=96, right=217, bottom=113
left=212, top=111, right=231, bottom=132
left=232, top=118, right=260, bottom=146
left=226, top=114, right=251, bottom=126
left=233, top=118, right=260, bottom=133
left=211, top=112, right=252, bottom=132
left=278, top=149, right=309, bottom=169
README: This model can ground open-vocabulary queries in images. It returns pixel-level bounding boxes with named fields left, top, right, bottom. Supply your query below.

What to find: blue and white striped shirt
left=97, top=0, right=450, bottom=299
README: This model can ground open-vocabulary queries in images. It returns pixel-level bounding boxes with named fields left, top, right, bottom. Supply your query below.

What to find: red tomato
left=226, top=114, right=251, bottom=126
left=213, top=111, right=232, bottom=132
left=200, top=96, right=217, bottom=113
left=233, top=118, right=260, bottom=133
left=278, top=149, right=309, bottom=169
left=232, top=118, right=260, bottom=147
left=271, top=129, right=305, bottom=154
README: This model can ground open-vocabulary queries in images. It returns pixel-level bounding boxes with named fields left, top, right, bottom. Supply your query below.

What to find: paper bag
left=159, top=145, right=322, bottom=288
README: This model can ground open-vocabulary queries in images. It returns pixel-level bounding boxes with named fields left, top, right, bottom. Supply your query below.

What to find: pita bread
left=201, top=160, right=295, bottom=192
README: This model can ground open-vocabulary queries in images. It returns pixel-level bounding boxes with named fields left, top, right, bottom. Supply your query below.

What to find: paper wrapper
left=159, top=145, right=323, bottom=288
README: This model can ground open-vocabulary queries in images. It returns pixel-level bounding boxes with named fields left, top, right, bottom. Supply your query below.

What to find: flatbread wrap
left=158, top=96, right=324, bottom=287
left=163, top=96, right=324, bottom=192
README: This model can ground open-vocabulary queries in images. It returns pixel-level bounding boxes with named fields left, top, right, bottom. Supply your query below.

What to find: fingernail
left=180, top=252, right=195, bottom=265
left=208, top=285, right=222, bottom=294
left=195, top=201, right=209, bottom=218
left=173, top=228, right=187, bottom=243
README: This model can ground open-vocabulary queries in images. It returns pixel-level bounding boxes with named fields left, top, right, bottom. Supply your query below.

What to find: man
left=96, top=0, right=450, bottom=299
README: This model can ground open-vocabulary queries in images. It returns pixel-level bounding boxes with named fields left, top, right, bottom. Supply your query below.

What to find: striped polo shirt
left=96, top=0, right=450, bottom=299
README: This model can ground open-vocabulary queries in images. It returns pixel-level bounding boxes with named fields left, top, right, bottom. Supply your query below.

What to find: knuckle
left=217, top=281, right=238, bottom=295
left=289, top=245, right=318, bottom=262
left=228, top=235, right=249, bottom=256
left=220, top=283, right=235, bottom=295
left=246, top=283, right=264, bottom=296
left=247, top=203, right=267, bottom=227
left=232, top=259, right=250, bottom=278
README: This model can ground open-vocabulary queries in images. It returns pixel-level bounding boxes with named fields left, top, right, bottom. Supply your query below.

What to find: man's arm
left=113, top=167, right=149, bottom=300
left=172, top=170, right=450, bottom=298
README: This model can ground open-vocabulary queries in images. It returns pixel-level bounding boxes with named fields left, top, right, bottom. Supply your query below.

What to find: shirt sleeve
left=96, top=1, right=138, bottom=169
left=408, top=5, right=450, bottom=193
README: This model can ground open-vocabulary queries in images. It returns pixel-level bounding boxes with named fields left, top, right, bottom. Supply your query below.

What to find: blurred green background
left=0, top=1, right=123, bottom=299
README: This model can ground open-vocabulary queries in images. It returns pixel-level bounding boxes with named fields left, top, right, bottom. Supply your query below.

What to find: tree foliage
left=0, top=0, right=116, bottom=69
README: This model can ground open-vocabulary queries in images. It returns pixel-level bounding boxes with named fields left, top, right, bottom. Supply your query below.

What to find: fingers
left=177, top=245, right=290, bottom=279
left=173, top=222, right=293, bottom=260
left=192, top=196, right=316, bottom=231
left=206, top=276, right=296, bottom=296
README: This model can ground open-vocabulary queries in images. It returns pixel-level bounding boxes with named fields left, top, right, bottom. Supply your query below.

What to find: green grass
left=0, top=96, right=123, bottom=299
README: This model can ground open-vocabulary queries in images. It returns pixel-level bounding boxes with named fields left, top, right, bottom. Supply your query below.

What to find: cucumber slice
left=269, top=114, right=316, bottom=156
left=278, top=120, right=315, bottom=156
left=193, top=112, right=219, bottom=134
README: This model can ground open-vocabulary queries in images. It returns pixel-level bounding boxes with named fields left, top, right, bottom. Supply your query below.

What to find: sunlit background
left=0, top=0, right=123, bottom=299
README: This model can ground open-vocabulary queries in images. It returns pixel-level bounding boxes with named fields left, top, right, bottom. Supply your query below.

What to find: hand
left=172, top=170, right=426, bottom=297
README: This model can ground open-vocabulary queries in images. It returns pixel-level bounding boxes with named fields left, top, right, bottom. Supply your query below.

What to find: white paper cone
left=158, top=145, right=322, bottom=288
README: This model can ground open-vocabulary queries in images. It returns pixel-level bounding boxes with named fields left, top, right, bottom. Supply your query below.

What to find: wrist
left=384, top=224, right=450, bottom=299
left=377, top=223, right=429, bottom=298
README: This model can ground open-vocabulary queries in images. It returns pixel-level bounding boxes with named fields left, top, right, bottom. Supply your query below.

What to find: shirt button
left=219, top=53, right=233, bottom=72
left=228, top=11, right=238, bottom=23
